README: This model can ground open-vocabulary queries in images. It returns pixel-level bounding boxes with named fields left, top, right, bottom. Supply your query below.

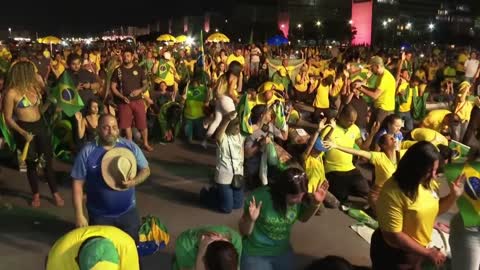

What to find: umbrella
left=206, top=33, right=230, bottom=43
left=175, top=35, right=187, bottom=43
left=267, top=35, right=288, bottom=46
left=157, top=34, right=176, bottom=43
left=38, top=36, right=62, bottom=44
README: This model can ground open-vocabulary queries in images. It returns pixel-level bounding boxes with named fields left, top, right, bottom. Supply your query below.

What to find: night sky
left=1, top=0, right=478, bottom=35
left=0, top=0, right=234, bottom=35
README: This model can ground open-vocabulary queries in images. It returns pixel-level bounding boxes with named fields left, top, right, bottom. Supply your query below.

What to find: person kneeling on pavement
left=201, top=111, right=244, bottom=213
left=46, top=225, right=140, bottom=270
left=173, top=225, right=241, bottom=270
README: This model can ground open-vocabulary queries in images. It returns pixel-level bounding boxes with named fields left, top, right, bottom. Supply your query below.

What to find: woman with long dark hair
left=3, top=61, right=64, bottom=207
left=239, top=167, right=329, bottom=270
left=371, top=141, right=465, bottom=270
left=204, top=61, right=243, bottom=141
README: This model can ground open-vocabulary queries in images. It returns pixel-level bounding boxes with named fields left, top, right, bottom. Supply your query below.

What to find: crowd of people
left=0, top=38, right=480, bottom=270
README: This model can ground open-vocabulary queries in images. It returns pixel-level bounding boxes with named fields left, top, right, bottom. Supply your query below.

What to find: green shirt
left=184, top=85, right=207, bottom=120
left=173, top=225, right=242, bottom=270
left=243, top=187, right=304, bottom=257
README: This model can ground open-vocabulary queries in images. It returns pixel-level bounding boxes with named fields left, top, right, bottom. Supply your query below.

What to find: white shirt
left=215, top=134, right=245, bottom=184
left=464, top=59, right=479, bottom=78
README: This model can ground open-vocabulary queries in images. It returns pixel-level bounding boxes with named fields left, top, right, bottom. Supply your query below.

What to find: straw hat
left=101, top=148, right=137, bottom=191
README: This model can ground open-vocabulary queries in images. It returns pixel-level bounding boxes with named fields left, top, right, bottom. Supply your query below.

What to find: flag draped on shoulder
left=52, top=72, right=84, bottom=117
left=156, top=59, right=171, bottom=80
left=237, top=94, right=253, bottom=135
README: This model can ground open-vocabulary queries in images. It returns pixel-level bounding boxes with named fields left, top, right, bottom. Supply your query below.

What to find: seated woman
left=75, top=99, right=100, bottom=143
left=371, top=141, right=465, bottom=270
left=173, top=225, right=241, bottom=270
left=239, top=168, right=329, bottom=270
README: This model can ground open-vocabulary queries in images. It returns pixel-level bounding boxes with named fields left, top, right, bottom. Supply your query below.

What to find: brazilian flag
left=273, top=102, right=286, bottom=131
left=51, top=72, right=84, bottom=117
left=449, top=140, right=471, bottom=160
left=0, top=114, right=15, bottom=150
left=237, top=94, right=253, bottom=135
left=156, top=58, right=171, bottom=80
left=445, top=162, right=480, bottom=227
left=138, top=215, right=170, bottom=257
left=0, top=57, right=10, bottom=75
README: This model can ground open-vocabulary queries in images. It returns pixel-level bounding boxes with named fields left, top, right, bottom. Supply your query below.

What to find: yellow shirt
left=313, top=83, right=330, bottom=109
left=414, top=70, right=426, bottom=82
left=46, top=226, right=139, bottom=270
left=421, top=109, right=451, bottom=131
left=457, top=53, right=468, bottom=72
left=305, top=155, right=326, bottom=193
left=89, top=53, right=101, bottom=72
left=370, top=150, right=405, bottom=188
left=308, top=65, right=321, bottom=77
left=184, top=59, right=197, bottom=73
left=428, top=66, right=438, bottom=81
left=322, top=125, right=361, bottom=173
left=51, top=60, right=66, bottom=79
left=226, top=54, right=245, bottom=66
left=377, top=179, right=439, bottom=247
left=331, top=77, right=344, bottom=98
left=410, top=128, right=449, bottom=146
left=323, top=69, right=336, bottom=79
left=455, top=101, right=474, bottom=122
left=294, top=73, right=309, bottom=92
left=374, top=69, right=396, bottom=111
left=397, top=82, right=414, bottom=113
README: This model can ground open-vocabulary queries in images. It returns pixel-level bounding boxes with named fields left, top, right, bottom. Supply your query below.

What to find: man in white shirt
left=250, top=44, right=262, bottom=77
left=464, top=52, right=479, bottom=83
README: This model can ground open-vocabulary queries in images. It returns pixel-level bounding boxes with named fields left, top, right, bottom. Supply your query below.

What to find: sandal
left=31, top=194, right=41, bottom=208
left=53, top=193, right=64, bottom=207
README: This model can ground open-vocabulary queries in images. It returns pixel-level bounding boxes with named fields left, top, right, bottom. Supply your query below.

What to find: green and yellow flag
left=445, top=162, right=480, bottom=227
left=0, top=113, right=15, bottom=150
left=273, top=102, right=286, bottom=131
left=237, top=94, right=253, bottom=135
left=156, top=58, right=171, bottom=80
left=138, top=215, right=170, bottom=256
left=52, top=72, right=84, bottom=117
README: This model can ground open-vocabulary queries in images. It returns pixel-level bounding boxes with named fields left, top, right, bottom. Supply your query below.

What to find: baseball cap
left=78, top=237, right=120, bottom=270
left=369, top=56, right=384, bottom=67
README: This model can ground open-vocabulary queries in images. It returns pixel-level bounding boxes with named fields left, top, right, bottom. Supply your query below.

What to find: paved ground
left=0, top=140, right=434, bottom=270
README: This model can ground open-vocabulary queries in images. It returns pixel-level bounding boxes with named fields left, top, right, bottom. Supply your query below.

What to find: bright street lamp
left=428, top=23, right=435, bottom=30
left=406, top=22, right=412, bottom=30
left=316, top=21, right=321, bottom=27
left=297, top=24, right=302, bottom=29
left=348, top=20, right=353, bottom=25
left=382, top=21, right=388, bottom=27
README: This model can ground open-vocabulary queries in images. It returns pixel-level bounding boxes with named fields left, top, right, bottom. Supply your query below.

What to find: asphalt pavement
left=0, top=141, right=377, bottom=269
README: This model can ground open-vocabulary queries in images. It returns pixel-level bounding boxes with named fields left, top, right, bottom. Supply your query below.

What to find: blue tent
left=267, top=35, right=288, bottom=46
